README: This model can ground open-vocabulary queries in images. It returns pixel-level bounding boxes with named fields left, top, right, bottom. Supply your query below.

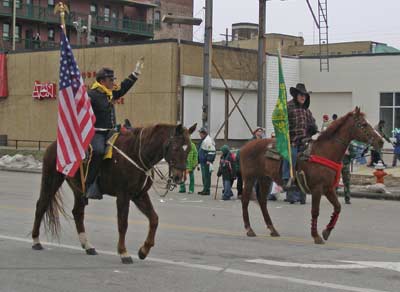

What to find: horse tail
left=38, top=142, right=68, bottom=238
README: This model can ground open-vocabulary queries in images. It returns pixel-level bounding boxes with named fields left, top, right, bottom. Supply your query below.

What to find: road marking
left=246, top=259, right=370, bottom=269
left=225, top=269, right=389, bottom=292
left=1, top=203, right=400, bottom=254
left=0, top=234, right=392, bottom=292
left=341, top=261, right=400, bottom=273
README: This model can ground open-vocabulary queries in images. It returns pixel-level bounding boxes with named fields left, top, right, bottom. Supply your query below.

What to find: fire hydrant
left=373, top=161, right=388, bottom=184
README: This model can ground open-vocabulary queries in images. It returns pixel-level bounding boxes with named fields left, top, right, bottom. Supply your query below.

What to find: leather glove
left=133, top=56, right=145, bottom=77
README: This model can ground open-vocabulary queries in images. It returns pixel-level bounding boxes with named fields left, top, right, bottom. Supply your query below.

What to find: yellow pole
left=54, top=2, right=69, bottom=35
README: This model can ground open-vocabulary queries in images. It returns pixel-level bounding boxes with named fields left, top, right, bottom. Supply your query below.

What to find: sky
left=193, top=0, right=400, bottom=48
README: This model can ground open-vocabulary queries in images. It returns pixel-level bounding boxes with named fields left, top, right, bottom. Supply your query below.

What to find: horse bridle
left=334, top=115, right=379, bottom=148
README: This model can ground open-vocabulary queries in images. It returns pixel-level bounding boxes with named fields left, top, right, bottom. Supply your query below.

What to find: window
left=2, top=23, right=10, bottom=40
left=16, top=0, right=21, bottom=8
left=48, top=28, right=55, bottom=41
left=48, top=0, right=54, bottom=6
left=104, top=36, right=110, bottom=44
left=3, top=0, right=10, bottom=7
left=154, top=11, right=161, bottom=30
left=104, top=6, right=110, bottom=22
left=379, top=92, right=400, bottom=137
left=15, top=24, right=21, bottom=42
left=90, top=4, right=97, bottom=15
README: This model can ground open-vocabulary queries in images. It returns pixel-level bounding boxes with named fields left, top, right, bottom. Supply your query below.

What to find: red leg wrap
left=311, top=217, right=318, bottom=235
left=326, top=211, right=340, bottom=230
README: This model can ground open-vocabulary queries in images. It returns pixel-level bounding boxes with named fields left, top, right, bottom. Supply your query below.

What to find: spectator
left=321, top=114, right=331, bottom=131
left=332, top=114, right=338, bottom=121
left=179, top=140, right=198, bottom=194
left=197, top=127, right=216, bottom=196
left=342, top=142, right=357, bottom=204
left=33, top=32, right=41, bottom=49
left=252, top=126, right=265, bottom=140
left=368, top=120, right=391, bottom=167
left=392, top=128, right=400, bottom=167
left=217, top=145, right=236, bottom=200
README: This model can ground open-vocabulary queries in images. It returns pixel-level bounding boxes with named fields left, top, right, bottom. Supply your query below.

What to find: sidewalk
left=1, top=151, right=400, bottom=201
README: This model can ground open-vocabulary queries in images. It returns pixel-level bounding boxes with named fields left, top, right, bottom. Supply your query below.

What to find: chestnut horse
left=239, top=108, right=383, bottom=244
left=31, top=123, right=196, bottom=263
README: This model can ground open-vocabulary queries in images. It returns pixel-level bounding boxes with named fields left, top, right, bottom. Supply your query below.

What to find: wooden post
left=224, top=89, right=229, bottom=143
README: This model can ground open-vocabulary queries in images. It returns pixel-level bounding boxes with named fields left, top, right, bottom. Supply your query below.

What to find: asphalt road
left=0, top=170, right=399, bottom=292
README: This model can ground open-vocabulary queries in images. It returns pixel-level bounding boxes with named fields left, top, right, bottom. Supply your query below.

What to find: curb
left=0, top=167, right=41, bottom=174
left=337, top=191, right=400, bottom=201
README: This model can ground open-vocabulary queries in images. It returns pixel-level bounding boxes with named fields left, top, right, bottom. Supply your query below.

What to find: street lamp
left=162, top=15, right=202, bottom=45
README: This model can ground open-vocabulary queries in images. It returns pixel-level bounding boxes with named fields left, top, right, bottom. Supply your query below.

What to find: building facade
left=0, top=0, right=193, bottom=52
left=153, top=0, right=193, bottom=41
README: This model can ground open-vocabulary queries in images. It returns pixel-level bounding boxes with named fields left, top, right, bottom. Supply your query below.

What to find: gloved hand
left=133, top=56, right=145, bottom=77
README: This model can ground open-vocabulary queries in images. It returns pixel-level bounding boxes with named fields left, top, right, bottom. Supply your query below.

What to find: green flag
left=272, top=53, right=291, bottom=166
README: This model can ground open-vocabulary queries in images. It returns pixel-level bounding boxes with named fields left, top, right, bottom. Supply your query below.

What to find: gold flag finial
left=54, top=2, right=70, bottom=34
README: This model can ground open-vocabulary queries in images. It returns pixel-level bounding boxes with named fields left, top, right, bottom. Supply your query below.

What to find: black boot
left=85, top=155, right=103, bottom=200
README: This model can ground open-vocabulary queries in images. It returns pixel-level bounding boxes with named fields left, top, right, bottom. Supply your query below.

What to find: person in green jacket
left=179, top=140, right=198, bottom=194
left=342, top=142, right=357, bottom=204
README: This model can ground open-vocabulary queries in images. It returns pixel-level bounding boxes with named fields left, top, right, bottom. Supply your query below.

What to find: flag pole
left=278, top=48, right=294, bottom=180
left=55, top=2, right=86, bottom=193
left=54, top=2, right=69, bottom=35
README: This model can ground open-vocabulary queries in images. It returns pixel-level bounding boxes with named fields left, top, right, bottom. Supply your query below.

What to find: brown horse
left=31, top=123, right=197, bottom=263
left=239, top=107, right=383, bottom=244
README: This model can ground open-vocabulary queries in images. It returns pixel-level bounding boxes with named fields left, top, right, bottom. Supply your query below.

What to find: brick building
left=0, top=0, right=193, bottom=51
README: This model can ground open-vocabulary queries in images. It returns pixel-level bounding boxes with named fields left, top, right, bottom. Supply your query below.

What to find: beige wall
left=0, top=42, right=179, bottom=142
left=290, top=42, right=372, bottom=56
left=0, top=41, right=257, bottom=142
left=181, top=44, right=257, bottom=81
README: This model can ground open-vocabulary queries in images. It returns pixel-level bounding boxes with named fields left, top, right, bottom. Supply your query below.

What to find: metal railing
left=0, top=4, right=154, bottom=37
left=0, top=38, right=58, bottom=52
left=6, top=139, right=52, bottom=151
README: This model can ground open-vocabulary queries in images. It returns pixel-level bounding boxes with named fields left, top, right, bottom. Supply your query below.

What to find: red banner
left=32, top=81, right=57, bottom=100
left=0, top=53, right=8, bottom=98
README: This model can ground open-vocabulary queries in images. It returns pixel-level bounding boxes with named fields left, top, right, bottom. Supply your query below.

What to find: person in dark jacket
left=283, top=83, right=317, bottom=204
left=217, top=145, right=236, bottom=200
left=85, top=58, right=144, bottom=199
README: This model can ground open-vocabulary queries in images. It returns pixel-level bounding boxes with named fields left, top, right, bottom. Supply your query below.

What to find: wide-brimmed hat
left=290, top=83, right=310, bottom=99
left=96, top=67, right=116, bottom=81
left=374, top=161, right=385, bottom=169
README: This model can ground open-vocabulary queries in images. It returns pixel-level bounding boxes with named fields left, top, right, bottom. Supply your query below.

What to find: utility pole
left=220, top=28, right=232, bottom=47
left=12, top=0, right=16, bottom=51
left=203, top=0, right=213, bottom=131
left=257, top=0, right=266, bottom=128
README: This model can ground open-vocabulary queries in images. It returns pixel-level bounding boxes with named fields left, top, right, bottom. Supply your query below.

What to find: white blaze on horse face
left=182, top=145, right=188, bottom=152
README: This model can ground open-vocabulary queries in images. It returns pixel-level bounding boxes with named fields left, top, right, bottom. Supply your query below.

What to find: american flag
left=56, top=29, right=95, bottom=177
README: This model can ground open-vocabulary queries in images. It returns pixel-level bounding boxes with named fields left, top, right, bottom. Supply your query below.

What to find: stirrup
left=283, top=177, right=297, bottom=192
left=85, top=182, right=103, bottom=200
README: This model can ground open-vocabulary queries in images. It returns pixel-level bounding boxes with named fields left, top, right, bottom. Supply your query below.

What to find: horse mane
left=317, top=111, right=364, bottom=142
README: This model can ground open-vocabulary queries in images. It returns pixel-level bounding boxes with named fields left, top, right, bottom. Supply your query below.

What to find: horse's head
left=349, top=107, right=384, bottom=150
left=164, top=123, right=197, bottom=184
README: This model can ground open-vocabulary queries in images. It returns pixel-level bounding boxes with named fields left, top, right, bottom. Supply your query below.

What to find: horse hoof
left=121, top=256, right=134, bottom=264
left=86, top=248, right=98, bottom=255
left=138, top=248, right=147, bottom=260
left=270, top=230, right=280, bottom=237
left=322, top=229, right=331, bottom=241
left=32, top=243, right=44, bottom=250
left=246, top=229, right=257, bottom=237
left=314, top=236, right=325, bottom=245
